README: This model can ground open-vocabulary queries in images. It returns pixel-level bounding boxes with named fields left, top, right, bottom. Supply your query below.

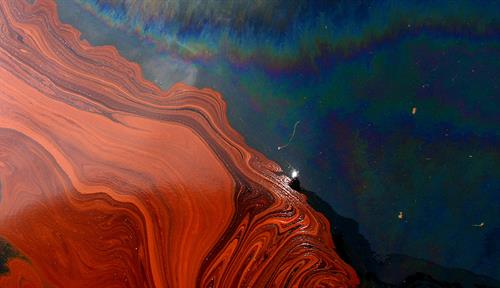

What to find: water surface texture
left=55, top=0, right=500, bottom=284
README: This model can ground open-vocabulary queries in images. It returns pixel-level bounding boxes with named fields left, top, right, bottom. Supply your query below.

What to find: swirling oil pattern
left=0, top=0, right=359, bottom=287
left=58, top=0, right=500, bottom=283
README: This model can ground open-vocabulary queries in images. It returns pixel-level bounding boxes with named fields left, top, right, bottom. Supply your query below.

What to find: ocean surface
left=55, top=0, right=499, bottom=283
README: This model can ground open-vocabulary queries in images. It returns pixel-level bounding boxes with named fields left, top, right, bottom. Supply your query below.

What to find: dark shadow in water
left=289, top=177, right=500, bottom=288
left=0, top=237, right=25, bottom=275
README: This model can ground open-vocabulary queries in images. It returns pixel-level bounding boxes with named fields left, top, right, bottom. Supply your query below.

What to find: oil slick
left=0, top=1, right=359, bottom=287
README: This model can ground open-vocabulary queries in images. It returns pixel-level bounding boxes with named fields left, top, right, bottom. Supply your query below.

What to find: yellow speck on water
left=411, top=107, right=417, bottom=115
left=398, top=211, right=404, bottom=220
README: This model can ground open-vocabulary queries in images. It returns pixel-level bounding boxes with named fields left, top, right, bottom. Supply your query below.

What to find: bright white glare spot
left=291, top=169, right=299, bottom=178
